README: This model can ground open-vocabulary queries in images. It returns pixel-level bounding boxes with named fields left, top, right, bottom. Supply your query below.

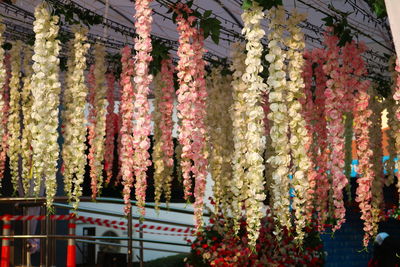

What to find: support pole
left=139, top=221, right=144, bottom=267
left=66, top=219, right=76, bottom=267
left=1, top=219, right=11, bottom=267
left=127, top=207, right=132, bottom=267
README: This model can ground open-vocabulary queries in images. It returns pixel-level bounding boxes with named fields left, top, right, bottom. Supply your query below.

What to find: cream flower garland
left=62, top=26, right=90, bottom=209
left=8, top=40, right=23, bottom=194
left=133, top=0, right=153, bottom=217
left=229, top=42, right=248, bottom=234
left=153, top=57, right=175, bottom=208
left=265, top=6, right=291, bottom=235
left=31, top=3, right=61, bottom=210
left=284, top=10, right=312, bottom=243
left=0, top=22, right=7, bottom=188
left=206, top=66, right=233, bottom=215
left=89, top=44, right=107, bottom=199
left=21, top=45, right=34, bottom=195
left=241, top=1, right=267, bottom=248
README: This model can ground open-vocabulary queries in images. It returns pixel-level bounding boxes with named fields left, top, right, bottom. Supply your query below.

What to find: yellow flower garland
left=0, top=21, right=6, bottom=189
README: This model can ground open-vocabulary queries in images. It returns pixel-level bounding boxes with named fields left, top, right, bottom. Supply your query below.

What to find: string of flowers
left=0, top=53, right=10, bottom=186
left=0, top=22, right=7, bottom=188
left=323, top=29, right=349, bottom=230
left=8, top=40, right=23, bottom=194
left=206, top=66, right=234, bottom=215
left=265, top=6, right=292, bottom=236
left=175, top=2, right=198, bottom=201
left=120, top=46, right=135, bottom=215
left=87, top=64, right=96, bottom=196
left=393, top=59, right=400, bottom=200
left=285, top=10, right=313, bottom=243
left=191, top=30, right=208, bottom=229
left=344, top=112, right=354, bottom=201
left=62, top=26, right=90, bottom=209
left=241, top=1, right=267, bottom=248
left=21, top=45, right=34, bottom=195
left=89, top=44, right=107, bottom=199
left=132, top=0, right=153, bottom=217
left=104, top=72, right=117, bottom=184
left=229, top=42, right=248, bottom=234
left=153, top=57, right=175, bottom=208
left=347, top=41, right=375, bottom=246
left=30, top=2, right=61, bottom=210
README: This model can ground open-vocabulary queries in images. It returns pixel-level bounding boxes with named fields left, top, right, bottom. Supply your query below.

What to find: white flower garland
left=62, top=26, right=90, bottom=209
left=206, top=66, right=234, bottom=215
left=21, top=45, right=34, bottom=195
left=229, top=42, right=248, bottom=234
left=284, top=10, right=311, bottom=243
left=241, top=1, right=267, bottom=249
left=31, top=3, right=61, bottom=210
left=265, top=6, right=291, bottom=235
left=8, top=40, right=23, bottom=194
left=0, top=21, right=6, bottom=189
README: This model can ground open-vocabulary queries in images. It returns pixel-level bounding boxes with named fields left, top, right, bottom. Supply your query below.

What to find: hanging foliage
left=132, top=0, right=154, bottom=217
left=30, top=3, right=61, bottom=210
left=61, top=26, right=90, bottom=210
left=7, top=40, right=22, bottom=194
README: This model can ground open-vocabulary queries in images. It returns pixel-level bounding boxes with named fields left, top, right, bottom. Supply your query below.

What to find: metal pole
left=1, top=219, right=11, bottom=267
left=26, top=219, right=31, bottom=267
left=127, top=207, right=132, bottom=267
left=45, top=213, right=50, bottom=267
left=139, top=220, right=144, bottom=267
left=40, top=207, right=45, bottom=267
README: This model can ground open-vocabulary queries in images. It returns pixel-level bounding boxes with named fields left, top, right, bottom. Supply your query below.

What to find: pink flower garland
left=175, top=3, right=198, bottom=201
left=104, top=72, right=117, bottom=184
left=120, top=46, right=135, bottom=214
left=347, top=41, right=374, bottom=246
left=133, top=0, right=153, bottom=217
left=323, top=30, right=349, bottom=230
left=87, top=64, right=97, bottom=198
left=0, top=54, right=10, bottom=182
left=159, top=57, right=175, bottom=203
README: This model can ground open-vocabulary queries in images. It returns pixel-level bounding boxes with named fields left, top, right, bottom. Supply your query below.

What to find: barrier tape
left=0, top=214, right=194, bottom=236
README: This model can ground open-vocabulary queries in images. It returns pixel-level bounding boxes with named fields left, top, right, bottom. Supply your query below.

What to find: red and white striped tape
left=0, top=214, right=194, bottom=236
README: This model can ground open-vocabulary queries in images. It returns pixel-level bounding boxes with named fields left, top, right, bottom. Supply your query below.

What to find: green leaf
left=203, top=10, right=212, bottom=18
left=242, top=0, right=253, bottom=10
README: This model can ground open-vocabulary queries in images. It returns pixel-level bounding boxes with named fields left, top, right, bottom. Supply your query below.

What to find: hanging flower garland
left=284, top=10, right=313, bottom=243
left=175, top=2, right=198, bottom=201
left=344, top=112, right=354, bottom=201
left=241, top=1, right=267, bottom=248
left=191, top=30, right=208, bottom=229
left=392, top=59, right=400, bottom=200
left=88, top=44, right=107, bottom=199
left=7, top=40, right=23, bottom=194
left=62, top=26, right=90, bottom=209
left=265, top=6, right=291, bottom=235
left=132, top=0, right=153, bottom=217
left=229, top=42, right=248, bottom=234
left=30, top=3, right=61, bottom=210
left=153, top=57, right=175, bottom=208
left=120, top=46, right=135, bottom=215
left=206, top=66, right=233, bottom=215
left=87, top=64, right=96, bottom=196
left=322, top=29, right=349, bottom=230
left=0, top=22, right=7, bottom=188
left=21, top=45, right=34, bottom=195
left=0, top=53, right=10, bottom=185
left=104, top=72, right=117, bottom=184
left=347, top=41, right=375, bottom=246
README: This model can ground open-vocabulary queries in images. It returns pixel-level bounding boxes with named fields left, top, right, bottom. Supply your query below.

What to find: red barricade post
left=66, top=218, right=76, bottom=267
left=1, top=219, right=11, bottom=267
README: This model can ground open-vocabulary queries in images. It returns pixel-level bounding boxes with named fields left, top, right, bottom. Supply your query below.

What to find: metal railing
left=0, top=197, right=207, bottom=267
